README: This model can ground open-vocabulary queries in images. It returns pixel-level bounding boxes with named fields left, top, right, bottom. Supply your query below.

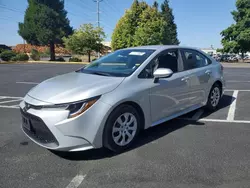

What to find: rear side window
left=181, top=49, right=211, bottom=70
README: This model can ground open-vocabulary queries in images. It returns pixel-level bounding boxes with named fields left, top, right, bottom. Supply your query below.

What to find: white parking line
left=16, top=82, right=38, bottom=85
left=225, top=89, right=250, bottom=92
left=0, top=105, right=19, bottom=109
left=191, top=109, right=204, bottom=121
left=66, top=174, right=86, bottom=188
left=179, top=118, right=250, bottom=124
left=227, top=81, right=250, bottom=83
left=227, top=90, right=239, bottom=121
left=0, top=99, right=22, bottom=104
left=0, top=96, right=23, bottom=99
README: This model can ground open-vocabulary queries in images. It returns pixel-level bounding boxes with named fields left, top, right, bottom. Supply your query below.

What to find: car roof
left=125, top=45, right=202, bottom=51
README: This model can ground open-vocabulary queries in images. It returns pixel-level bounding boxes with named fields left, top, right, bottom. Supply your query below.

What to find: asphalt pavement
left=0, top=63, right=250, bottom=188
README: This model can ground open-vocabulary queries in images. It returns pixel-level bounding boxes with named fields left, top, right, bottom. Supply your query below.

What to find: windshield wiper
left=91, top=72, right=112, bottom=76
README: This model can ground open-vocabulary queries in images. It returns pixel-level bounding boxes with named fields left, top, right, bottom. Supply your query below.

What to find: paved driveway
left=0, top=64, right=250, bottom=188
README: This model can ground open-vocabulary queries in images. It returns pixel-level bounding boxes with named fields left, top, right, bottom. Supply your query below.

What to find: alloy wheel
left=210, top=87, right=220, bottom=107
left=112, top=112, right=137, bottom=146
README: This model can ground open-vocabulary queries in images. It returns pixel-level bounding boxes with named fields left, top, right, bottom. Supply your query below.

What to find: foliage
left=161, top=0, right=179, bottom=45
left=153, top=1, right=159, bottom=9
left=111, top=0, right=179, bottom=50
left=0, top=50, right=16, bottom=61
left=18, top=0, right=73, bottom=60
left=11, top=56, right=19, bottom=61
left=221, top=0, right=250, bottom=55
left=133, top=7, right=167, bottom=46
left=111, top=0, right=148, bottom=50
left=13, top=44, right=71, bottom=55
left=0, top=45, right=11, bottom=53
left=63, top=24, right=106, bottom=62
left=15, top=53, right=29, bottom=61
left=30, top=49, right=40, bottom=61
left=69, top=57, right=82, bottom=62
left=55, top=57, right=65, bottom=62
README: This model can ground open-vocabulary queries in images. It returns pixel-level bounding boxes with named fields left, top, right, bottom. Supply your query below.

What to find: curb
left=1, top=61, right=90, bottom=65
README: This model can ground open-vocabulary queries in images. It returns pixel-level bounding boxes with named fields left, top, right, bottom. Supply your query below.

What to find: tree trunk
left=50, top=41, right=56, bottom=61
left=88, top=51, right=91, bottom=62
left=241, top=52, right=244, bottom=62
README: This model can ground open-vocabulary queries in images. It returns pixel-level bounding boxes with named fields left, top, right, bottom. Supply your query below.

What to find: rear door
left=180, top=49, right=213, bottom=105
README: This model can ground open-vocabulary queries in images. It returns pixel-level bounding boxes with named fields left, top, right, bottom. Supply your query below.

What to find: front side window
left=77, top=49, right=155, bottom=77
left=139, top=49, right=179, bottom=78
left=181, top=49, right=211, bottom=70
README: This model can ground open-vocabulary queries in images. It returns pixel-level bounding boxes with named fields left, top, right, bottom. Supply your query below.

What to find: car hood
left=27, top=72, right=125, bottom=104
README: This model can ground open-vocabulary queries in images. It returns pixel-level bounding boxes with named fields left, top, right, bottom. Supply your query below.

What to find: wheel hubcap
left=112, top=112, right=137, bottom=146
left=210, top=87, right=220, bottom=107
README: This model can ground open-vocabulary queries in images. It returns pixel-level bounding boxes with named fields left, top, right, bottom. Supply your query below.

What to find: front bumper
left=20, top=95, right=112, bottom=152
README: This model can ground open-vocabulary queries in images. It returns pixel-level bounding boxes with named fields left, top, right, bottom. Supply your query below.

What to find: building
left=102, top=41, right=111, bottom=48
left=200, top=48, right=217, bottom=55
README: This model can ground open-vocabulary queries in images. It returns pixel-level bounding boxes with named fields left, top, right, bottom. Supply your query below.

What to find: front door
left=147, top=49, right=191, bottom=124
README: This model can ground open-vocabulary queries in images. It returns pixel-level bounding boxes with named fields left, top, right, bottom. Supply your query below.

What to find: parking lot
left=0, top=63, right=250, bottom=188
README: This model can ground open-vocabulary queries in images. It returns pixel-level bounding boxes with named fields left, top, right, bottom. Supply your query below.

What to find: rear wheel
left=103, top=105, right=141, bottom=152
left=206, top=84, right=221, bottom=111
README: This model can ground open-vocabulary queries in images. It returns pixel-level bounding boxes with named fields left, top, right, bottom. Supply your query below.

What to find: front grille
left=20, top=108, right=59, bottom=147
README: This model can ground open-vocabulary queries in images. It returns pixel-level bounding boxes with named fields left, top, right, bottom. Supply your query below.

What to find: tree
left=111, top=0, right=148, bottom=50
left=18, top=0, right=73, bottom=61
left=153, top=1, right=159, bottom=9
left=63, top=24, right=106, bottom=62
left=133, top=6, right=167, bottom=46
left=161, top=0, right=179, bottom=45
left=111, top=0, right=179, bottom=51
left=221, top=0, right=250, bottom=59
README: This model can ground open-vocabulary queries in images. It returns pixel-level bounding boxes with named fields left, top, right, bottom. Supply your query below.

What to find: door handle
left=205, top=70, right=212, bottom=75
left=181, top=77, right=189, bottom=82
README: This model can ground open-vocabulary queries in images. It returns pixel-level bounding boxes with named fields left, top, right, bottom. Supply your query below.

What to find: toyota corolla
left=20, top=45, right=225, bottom=152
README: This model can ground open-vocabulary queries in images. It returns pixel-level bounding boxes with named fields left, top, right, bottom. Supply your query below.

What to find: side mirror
left=153, top=68, right=173, bottom=78
left=153, top=68, right=173, bottom=83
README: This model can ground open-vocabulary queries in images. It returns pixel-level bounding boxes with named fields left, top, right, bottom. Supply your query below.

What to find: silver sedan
left=20, top=45, right=225, bottom=152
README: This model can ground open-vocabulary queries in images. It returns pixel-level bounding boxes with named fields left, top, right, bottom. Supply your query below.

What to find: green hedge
left=0, top=51, right=16, bottom=61
left=15, top=53, right=29, bottom=61
left=69, top=57, right=82, bottom=62
left=56, top=57, right=65, bottom=62
left=30, top=49, right=40, bottom=61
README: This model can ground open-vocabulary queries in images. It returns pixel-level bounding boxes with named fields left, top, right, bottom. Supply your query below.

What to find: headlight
left=41, top=96, right=100, bottom=118
left=66, top=98, right=99, bottom=118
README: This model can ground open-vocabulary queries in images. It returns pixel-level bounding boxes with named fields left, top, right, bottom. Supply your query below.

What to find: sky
left=0, top=0, right=236, bottom=48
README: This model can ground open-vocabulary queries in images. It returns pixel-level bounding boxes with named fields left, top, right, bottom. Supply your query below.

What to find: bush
left=0, top=50, right=16, bottom=61
left=10, top=56, right=18, bottom=61
left=69, top=57, right=82, bottom=62
left=15, top=53, right=29, bottom=61
left=30, top=49, right=40, bottom=61
left=56, top=57, right=65, bottom=62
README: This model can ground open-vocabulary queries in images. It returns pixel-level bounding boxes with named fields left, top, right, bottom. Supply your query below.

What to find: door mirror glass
left=153, top=68, right=173, bottom=78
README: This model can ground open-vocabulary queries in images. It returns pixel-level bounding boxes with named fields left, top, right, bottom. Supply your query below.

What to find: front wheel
left=103, top=105, right=141, bottom=153
left=206, top=84, right=221, bottom=111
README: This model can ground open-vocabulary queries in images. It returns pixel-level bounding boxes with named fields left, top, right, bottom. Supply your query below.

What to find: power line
left=66, top=0, right=94, bottom=19
left=100, top=21, right=113, bottom=31
left=79, top=0, right=95, bottom=12
left=103, top=0, right=120, bottom=15
left=0, top=5, right=24, bottom=14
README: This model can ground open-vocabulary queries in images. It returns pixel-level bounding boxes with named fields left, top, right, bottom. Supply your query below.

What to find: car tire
left=103, top=104, right=141, bottom=153
left=206, top=83, right=222, bottom=111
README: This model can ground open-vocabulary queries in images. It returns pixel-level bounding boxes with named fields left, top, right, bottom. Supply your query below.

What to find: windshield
left=77, top=49, right=155, bottom=77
